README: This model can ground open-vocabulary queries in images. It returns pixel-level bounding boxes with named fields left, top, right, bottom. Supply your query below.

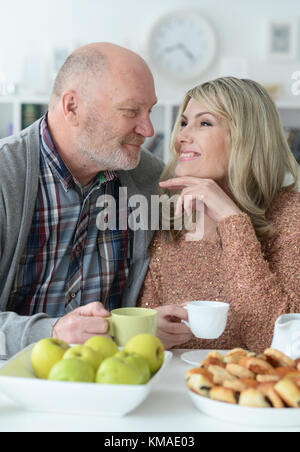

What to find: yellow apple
left=124, top=334, right=164, bottom=374
left=31, top=338, right=70, bottom=379
left=114, top=350, right=151, bottom=384
left=95, top=356, right=144, bottom=385
left=85, top=336, right=118, bottom=360
left=63, top=345, right=104, bottom=372
left=48, top=358, right=95, bottom=382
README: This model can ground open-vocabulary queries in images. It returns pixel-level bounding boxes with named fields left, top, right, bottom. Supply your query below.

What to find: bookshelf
left=0, top=97, right=48, bottom=139
left=0, top=97, right=299, bottom=163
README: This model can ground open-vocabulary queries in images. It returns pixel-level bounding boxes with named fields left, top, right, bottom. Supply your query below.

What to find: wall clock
left=148, top=11, right=217, bottom=82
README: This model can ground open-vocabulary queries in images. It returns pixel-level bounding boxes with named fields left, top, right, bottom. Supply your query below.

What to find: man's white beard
left=82, top=144, right=141, bottom=171
left=77, top=115, right=142, bottom=171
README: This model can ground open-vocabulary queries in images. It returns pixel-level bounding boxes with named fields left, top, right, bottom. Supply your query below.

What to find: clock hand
left=164, top=44, right=182, bottom=53
left=178, top=43, right=195, bottom=61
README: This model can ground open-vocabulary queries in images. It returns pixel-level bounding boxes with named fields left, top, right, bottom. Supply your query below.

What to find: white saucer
left=181, top=350, right=208, bottom=366
left=181, top=349, right=230, bottom=366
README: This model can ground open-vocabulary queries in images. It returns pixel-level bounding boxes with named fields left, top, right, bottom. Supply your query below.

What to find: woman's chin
left=175, top=164, right=195, bottom=178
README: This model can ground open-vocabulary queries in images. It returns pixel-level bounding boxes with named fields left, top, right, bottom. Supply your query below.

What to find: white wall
left=0, top=0, right=299, bottom=102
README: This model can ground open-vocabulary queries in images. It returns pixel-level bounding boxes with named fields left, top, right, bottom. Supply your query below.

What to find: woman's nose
left=177, top=127, right=194, bottom=143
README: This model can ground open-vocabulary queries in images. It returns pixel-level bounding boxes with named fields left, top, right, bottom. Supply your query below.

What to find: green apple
left=114, top=350, right=151, bottom=384
left=124, top=334, right=164, bottom=374
left=85, top=336, right=118, bottom=360
left=48, top=358, right=95, bottom=383
left=95, top=356, right=144, bottom=385
left=31, top=338, right=70, bottom=379
left=63, top=345, right=104, bottom=372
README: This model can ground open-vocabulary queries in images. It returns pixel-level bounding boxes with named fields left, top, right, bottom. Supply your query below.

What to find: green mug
left=106, top=307, right=158, bottom=347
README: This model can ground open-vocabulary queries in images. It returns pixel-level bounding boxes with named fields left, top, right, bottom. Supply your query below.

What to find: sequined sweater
left=137, top=191, right=300, bottom=352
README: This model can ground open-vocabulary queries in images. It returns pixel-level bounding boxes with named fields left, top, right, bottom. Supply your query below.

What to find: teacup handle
left=106, top=316, right=114, bottom=337
left=182, top=306, right=191, bottom=329
left=181, top=319, right=191, bottom=329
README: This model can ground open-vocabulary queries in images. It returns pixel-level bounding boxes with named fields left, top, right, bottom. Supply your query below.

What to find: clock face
left=148, top=12, right=217, bottom=82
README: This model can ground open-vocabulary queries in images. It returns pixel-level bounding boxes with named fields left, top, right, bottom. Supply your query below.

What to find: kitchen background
left=0, top=0, right=299, bottom=163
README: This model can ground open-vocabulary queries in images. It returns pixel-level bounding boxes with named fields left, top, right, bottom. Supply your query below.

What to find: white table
left=0, top=350, right=299, bottom=433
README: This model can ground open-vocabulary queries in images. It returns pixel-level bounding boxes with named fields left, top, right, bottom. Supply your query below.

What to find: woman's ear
left=61, top=90, right=80, bottom=126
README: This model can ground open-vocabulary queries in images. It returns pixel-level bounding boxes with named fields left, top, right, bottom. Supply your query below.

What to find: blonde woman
left=138, top=77, right=300, bottom=353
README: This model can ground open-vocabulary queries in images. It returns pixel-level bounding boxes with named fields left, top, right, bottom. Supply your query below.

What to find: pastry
left=224, top=378, right=258, bottom=392
left=264, top=348, right=295, bottom=368
left=239, top=388, right=271, bottom=408
left=226, top=363, right=255, bottom=379
left=198, top=356, right=226, bottom=370
left=257, top=382, right=285, bottom=408
left=223, top=348, right=248, bottom=364
left=274, top=378, right=300, bottom=408
left=206, top=351, right=224, bottom=361
left=185, top=368, right=213, bottom=397
left=210, top=386, right=237, bottom=404
left=256, top=374, right=280, bottom=383
left=208, top=365, right=237, bottom=385
left=275, top=367, right=300, bottom=379
left=239, top=357, right=276, bottom=375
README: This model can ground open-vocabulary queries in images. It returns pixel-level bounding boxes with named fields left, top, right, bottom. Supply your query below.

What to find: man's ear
left=61, top=90, right=80, bottom=126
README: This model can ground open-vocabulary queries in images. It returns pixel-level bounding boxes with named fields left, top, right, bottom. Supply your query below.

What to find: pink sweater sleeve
left=218, top=201, right=300, bottom=352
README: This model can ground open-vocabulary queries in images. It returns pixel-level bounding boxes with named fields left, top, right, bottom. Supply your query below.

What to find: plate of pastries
left=185, top=348, right=300, bottom=427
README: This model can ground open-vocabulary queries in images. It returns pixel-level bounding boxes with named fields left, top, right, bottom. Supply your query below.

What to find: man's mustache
left=121, top=135, right=145, bottom=146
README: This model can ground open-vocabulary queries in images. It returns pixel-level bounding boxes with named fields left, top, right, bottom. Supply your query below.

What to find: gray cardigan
left=0, top=120, right=164, bottom=358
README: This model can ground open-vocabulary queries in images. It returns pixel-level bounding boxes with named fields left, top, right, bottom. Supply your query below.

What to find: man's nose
left=134, top=117, right=155, bottom=138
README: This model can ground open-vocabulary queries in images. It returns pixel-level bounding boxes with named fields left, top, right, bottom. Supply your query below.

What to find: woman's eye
left=200, top=121, right=212, bottom=127
left=180, top=120, right=187, bottom=128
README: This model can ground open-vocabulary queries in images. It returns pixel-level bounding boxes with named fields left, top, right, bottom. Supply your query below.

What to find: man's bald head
left=51, top=44, right=107, bottom=103
left=47, top=42, right=157, bottom=184
left=50, top=42, right=152, bottom=106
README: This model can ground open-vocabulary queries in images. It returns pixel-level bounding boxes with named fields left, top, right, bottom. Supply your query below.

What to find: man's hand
left=154, top=305, right=193, bottom=350
left=52, top=302, right=111, bottom=344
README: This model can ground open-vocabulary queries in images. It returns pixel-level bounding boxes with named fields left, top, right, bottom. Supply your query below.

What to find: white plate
left=0, top=344, right=172, bottom=417
left=187, top=389, right=300, bottom=427
left=184, top=350, right=300, bottom=427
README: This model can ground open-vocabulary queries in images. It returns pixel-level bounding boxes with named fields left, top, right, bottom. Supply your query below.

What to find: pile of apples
left=30, top=334, right=165, bottom=385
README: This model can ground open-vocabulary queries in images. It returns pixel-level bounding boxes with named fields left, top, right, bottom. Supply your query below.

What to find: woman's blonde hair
left=160, top=77, right=299, bottom=242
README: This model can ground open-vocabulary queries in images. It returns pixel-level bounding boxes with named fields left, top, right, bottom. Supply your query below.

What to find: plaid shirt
left=8, top=116, right=133, bottom=317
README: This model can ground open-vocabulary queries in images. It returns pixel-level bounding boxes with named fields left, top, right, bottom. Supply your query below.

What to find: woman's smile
left=178, top=150, right=201, bottom=162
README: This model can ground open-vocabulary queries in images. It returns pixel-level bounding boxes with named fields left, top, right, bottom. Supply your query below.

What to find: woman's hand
left=155, top=305, right=193, bottom=350
left=159, top=177, right=242, bottom=223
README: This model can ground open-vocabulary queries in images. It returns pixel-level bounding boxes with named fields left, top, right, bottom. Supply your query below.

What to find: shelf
left=276, top=102, right=300, bottom=110
left=0, top=96, right=299, bottom=163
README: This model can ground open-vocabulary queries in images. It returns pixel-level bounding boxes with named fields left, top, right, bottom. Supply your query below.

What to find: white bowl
left=0, top=344, right=172, bottom=416
left=187, top=388, right=300, bottom=427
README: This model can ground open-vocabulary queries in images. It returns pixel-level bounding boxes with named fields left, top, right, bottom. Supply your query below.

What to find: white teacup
left=182, top=301, right=230, bottom=339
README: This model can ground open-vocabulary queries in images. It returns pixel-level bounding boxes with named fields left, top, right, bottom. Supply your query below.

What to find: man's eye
left=122, top=109, right=139, bottom=117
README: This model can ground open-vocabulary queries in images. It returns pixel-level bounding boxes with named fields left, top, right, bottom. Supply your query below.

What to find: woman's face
left=174, top=98, right=231, bottom=187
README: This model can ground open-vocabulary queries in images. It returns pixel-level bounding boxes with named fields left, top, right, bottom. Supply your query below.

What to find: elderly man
left=0, top=43, right=191, bottom=358
left=0, top=42, right=162, bottom=358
